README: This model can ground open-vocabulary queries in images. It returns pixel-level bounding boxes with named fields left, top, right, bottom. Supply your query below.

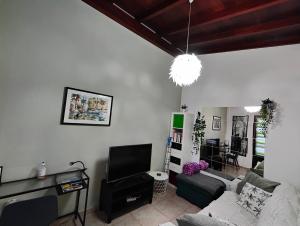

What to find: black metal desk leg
left=83, top=179, right=89, bottom=226
left=75, top=190, right=81, bottom=219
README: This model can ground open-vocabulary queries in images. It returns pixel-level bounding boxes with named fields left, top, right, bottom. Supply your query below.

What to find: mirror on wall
left=198, top=106, right=265, bottom=179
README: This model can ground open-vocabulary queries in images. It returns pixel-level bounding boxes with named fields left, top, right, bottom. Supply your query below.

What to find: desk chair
left=226, top=151, right=239, bottom=167
left=0, top=195, right=58, bottom=226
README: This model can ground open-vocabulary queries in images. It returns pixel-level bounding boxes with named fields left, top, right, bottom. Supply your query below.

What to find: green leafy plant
left=259, top=98, right=277, bottom=136
left=193, top=112, right=206, bottom=144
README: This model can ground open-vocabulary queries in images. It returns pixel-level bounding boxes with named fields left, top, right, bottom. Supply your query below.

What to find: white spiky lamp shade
left=169, top=0, right=202, bottom=87
left=169, top=54, right=202, bottom=86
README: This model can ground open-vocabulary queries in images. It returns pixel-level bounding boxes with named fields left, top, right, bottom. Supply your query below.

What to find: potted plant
left=193, top=112, right=206, bottom=154
left=259, top=98, right=277, bottom=136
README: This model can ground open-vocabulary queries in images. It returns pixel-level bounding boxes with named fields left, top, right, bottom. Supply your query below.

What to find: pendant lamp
left=169, top=0, right=202, bottom=86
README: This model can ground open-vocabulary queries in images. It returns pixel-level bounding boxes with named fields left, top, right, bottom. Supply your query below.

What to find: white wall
left=225, top=107, right=256, bottom=168
left=181, top=44, right=300, bottom=188
left=202, top=107, right=227, bottom=142
left=0, top=0, right=181, bottom=210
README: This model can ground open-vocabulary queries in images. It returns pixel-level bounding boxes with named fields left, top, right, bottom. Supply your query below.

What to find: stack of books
left=172, top=131, right=182, bottom=143
left=61, top=180, right=83, bottom=193
left=56, top=175, right=83, bottom=193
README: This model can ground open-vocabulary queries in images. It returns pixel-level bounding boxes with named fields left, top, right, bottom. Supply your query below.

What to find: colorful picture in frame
left=61, top=87, right=113, bottom=126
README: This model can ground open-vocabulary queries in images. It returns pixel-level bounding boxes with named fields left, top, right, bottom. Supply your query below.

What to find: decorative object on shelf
left=212, top=116, right=221, bottom=130
left=193, top=112, right=206, bottom=152
left=37, top=161, right=47, bottom=179
left=259, top=98, right=277, bottom=136
left=61, top=87, right=113, bottom=126
left=169, top=0, right=202, bottom=87
left=181, top=104, right=188, bottom=112
left=0, top=166, right=2, bottom=185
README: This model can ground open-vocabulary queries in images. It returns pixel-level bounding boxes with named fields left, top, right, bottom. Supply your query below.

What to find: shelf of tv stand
left=99, top=173, right=154, bottom=223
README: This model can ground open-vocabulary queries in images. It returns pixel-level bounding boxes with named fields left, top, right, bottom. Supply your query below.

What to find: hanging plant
left=193, top=112, right=206, bottom=145
left=259, top=98, right=277, bottom=136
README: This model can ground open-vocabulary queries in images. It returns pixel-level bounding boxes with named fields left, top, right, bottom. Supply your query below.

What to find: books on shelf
left=172, top=131, right=182, bottom=143
left=56, top=174, right=84, bottom=193
left=61, top=180, right=83, bottom=193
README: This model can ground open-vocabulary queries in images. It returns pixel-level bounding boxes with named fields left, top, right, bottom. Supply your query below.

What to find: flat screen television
left=106, top=143, right=152, bottom=183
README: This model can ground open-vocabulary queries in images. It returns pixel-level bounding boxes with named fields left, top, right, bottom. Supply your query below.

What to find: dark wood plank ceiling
left=83, top=0, right=300, bottom=56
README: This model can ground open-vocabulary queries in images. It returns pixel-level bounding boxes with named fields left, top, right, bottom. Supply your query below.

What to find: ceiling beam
left=175, top=15, right=300, bottom=47
left=166, top=0, right=287, bottom=36
left=136, top=0, right=184, bottom=22
left=192, top=33, right=300, bottom=54
left=82, top=0, right=181, bottom=56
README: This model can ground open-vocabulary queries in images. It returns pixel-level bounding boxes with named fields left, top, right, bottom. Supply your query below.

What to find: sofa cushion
left=272, top=182, right=300, bottom=213
left=177, top=213, right=237, bottom=226
left=251, top=161, right=264, bottom=177
left=200, top=191, right=258, bottom=226
left=257, top=190, right=298, bottom=226
left=254, top=161, right=264, bottom=171
left=237, top=182, right=272, bottom=217
left=236, top=171, right=280, bottom=194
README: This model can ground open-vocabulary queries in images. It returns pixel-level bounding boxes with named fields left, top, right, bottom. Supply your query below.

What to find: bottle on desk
left=37, top=161, right=47, bottom=179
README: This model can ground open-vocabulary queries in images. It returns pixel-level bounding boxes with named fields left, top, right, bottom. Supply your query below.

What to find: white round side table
left=148, top=171, right=169, bottom=194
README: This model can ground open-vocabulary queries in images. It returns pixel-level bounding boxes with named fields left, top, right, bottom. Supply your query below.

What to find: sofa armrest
left=228, top=178, right=242, bottom=192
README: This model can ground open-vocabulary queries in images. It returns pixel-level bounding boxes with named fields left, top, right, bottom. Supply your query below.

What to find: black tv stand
left=99, top=173, right=154, bottom=223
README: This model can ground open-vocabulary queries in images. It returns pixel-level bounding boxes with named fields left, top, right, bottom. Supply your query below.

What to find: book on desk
left=61, top=181, right=83, bottom=193
left=56, top=174, right=86, bottom=194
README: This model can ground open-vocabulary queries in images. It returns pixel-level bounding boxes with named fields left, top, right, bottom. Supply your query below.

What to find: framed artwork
left=212, top=116, right=221, bottom=130
left=61, top=87, right=113, bottom=126
left=232, top=115, right=249, bottom=138
left=231, top=136, right=248, bottom=157
left=0, top=166, right=2, bottom=185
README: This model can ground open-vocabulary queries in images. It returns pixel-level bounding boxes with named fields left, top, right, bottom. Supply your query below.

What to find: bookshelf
left=168, top=112, right=194, bottom=185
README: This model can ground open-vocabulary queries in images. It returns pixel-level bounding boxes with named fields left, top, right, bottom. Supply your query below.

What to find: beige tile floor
left=52, top=186, right=201, bottom=226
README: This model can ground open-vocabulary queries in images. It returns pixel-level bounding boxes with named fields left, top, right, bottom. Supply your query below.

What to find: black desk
left=200, top=145, right=232, bottom=170
left=0, top=168, right=89, bottom=226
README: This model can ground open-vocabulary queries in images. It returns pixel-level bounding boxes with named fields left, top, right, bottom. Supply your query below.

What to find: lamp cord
left=186, top=1, right=192, bottom=54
